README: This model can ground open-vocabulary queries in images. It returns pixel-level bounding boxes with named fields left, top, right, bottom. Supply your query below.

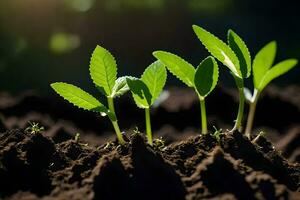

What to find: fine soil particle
left=0, top=129, right=299, bottom=200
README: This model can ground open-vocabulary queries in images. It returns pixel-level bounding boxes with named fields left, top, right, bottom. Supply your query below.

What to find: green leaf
left=192, top=25, right=241, bottom=78
left=153, top=51, right=195, bottom=87
left=111, top=76, right=132, bottom=98
left=194, top=56, right=219, bottom=97
left=141, top=61, right=167, bottom=104
left=51, top=82, right=108, bottom=113
left=257, top=59, right=298, bottom=90
left=89, top=45, right=117, bottom=96
left=234, top=75, right=244, bottom=88
left=253, top=41, right=277, bottom=88
left=228, top=29, right=251, bottom=78
left=126, top=77, right=152, bottom=108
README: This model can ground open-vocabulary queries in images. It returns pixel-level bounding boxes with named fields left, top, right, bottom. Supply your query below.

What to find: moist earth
left=0, top=85, right=299, bottom=199
left=0, top=129, right=299, bottom=200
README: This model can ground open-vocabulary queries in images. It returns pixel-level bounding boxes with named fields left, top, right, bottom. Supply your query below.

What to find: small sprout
left=51, top=45, right=131, bottom=145
left=104, top=142, right=113, bottom=150
left=212, top=126, right=223, bottom=142
left=153, top=51, right=218, bottom=134
left=252, top=131, right=266, bottom=144
left=74, top=133, right=80, bottom=142
left=133, top=127, right=141, bottom=135
left=126, top=61, right=167, bottom=145
left=153, top=137, right=165, bottom=150
left=244, top=42, right=298, bottom=138
left=193, top=25, right=251, bottom=132
left=25, top=122, right=44, bottom=134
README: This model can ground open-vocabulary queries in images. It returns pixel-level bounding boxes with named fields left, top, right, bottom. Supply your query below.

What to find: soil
left=0, top=85, right=299, bottom=200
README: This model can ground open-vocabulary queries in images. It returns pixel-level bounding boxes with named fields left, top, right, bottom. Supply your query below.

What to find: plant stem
left=231, top=88, right=245, bottom=132
left=245, top=90, right=260, bottom=139
left=107, top=97, right=116, bottom=113
left=107, top=97, right=125, bottom=144
left=111, top=120, right=125, bottom=144
left=145, top=107, right=153, bottom=145
left=200, top=98, right=208, bottom=134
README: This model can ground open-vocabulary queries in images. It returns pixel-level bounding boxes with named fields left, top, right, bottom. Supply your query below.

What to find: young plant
left=51, top=45, right=131, bottom=145
left=244, top=41, right=298, bottom=138
left=192, top=25, right=251, bottom=132
left=153, top=51, right=218, bottom=134
left=126, top=61, right=167, bottom=145
left=25, top=122, right=45, bottom=134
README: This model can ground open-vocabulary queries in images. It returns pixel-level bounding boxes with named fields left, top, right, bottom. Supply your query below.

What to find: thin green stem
left=245, top=90, right=260, bottom=139
left=107, top=97, right=116, bottom=113
left=111, top=120, right=125, bottom=144
left=107, top=97, right=125, bottom=144
left=231, top=88, right=245, bottom=132
left=145, top=107, right=153, bottom=145
left=200, top=98, right=208, bottom=134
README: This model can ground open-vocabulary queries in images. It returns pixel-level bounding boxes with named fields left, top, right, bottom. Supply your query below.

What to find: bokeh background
left=0, top=0, right=299, bottom=95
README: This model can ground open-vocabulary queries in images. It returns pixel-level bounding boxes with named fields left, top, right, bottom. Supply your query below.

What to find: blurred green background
left=0, top=0, right=299, bottom=94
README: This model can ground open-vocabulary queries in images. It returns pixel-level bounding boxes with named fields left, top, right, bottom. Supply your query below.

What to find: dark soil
left=0, top=129, right=299, bottom=200
left=0, top=85, right=299, bottom=199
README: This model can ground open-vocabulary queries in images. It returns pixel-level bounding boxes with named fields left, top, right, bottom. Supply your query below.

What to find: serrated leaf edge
left=153, top=51, right=195, bottom=87
left=141, top=61, right=167, bottom=104
left=227, top=29, right=251, bottom=78
left=192, top=25, right=242, bottom=78
left=89, top=45, right=118, bottom=96
left=51, top=82, right=107, bottom=113
left=110, top=76, right=135, bottom=98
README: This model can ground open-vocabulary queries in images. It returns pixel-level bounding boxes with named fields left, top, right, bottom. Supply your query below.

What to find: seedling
left=153, top=137, right=165, bottom=150
left=153, top=51, right=218, bottom=134
left=104, top=142, right=113, bottom=150
left=193, top=25, right=251, bottom=132
left=25, top=122, right=45, bottom=134
left=51, top=45, right=131, bottom=145
left=252, top=131, right=266, bottom=144
left=133, top=126, right=141, bottom=135
left=244, top=41, right=298, bottom=138
left=126, top=61, right=167, bottom=145
left=212, top=126, right=223, bottom=142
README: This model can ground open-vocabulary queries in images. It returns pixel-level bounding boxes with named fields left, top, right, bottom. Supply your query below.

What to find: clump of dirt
left=0, top=129, right=299, bottom=200
left=220, top=131, right=299, bottom=190
left=0, top=130, right=55, bottom=197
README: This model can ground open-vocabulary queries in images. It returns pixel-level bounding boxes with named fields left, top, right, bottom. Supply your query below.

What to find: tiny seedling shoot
left=244, top=41, right=298, bottom=138
left=153, top=51, right=218, bottom=134
left=126, top=61, right=167, bottom=145
left=25, top=122, right=45, bottom=134
left=193, top=25, right=251, bottom=132
left=51, top=45, right=131, bottom=145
